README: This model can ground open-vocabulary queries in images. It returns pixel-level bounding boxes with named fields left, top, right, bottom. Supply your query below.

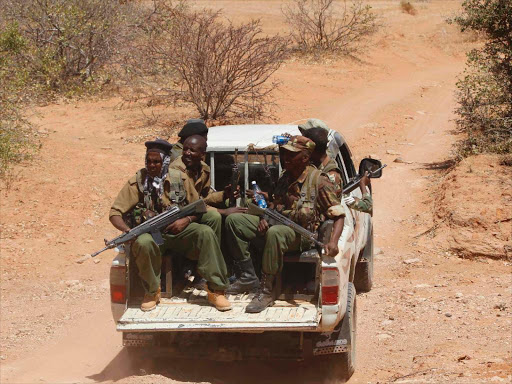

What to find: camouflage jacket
left=168, top=156, right=225, bottom=208
left=273, top=165, right=343, bottom=232
left=317, top=156, right=343, bottom=198
left=344, top=192, right=373, bottom=215
left=109, top=168, right=172, bottom=226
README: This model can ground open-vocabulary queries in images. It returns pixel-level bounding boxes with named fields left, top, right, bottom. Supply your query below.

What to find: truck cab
left=109, top=124, right=377, bottom=380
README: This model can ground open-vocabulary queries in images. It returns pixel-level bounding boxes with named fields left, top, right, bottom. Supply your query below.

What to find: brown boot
left=206, top=288, right=232, bottom=312
left=141, top=287, right=161, bottom=312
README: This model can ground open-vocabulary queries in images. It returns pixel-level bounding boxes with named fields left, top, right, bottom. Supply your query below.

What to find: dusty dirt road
left=1, top=1, right=511, bottom=383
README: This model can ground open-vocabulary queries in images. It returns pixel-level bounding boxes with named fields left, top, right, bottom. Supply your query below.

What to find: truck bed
left=118, top=289, right=320, bottom=332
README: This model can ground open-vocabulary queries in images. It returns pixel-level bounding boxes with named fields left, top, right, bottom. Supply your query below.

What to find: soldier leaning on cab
left=109, top=139, right=232, bottom=313
left=225, top=136, right=346, bottom=314
left=168, top=135, right=247, bottom=289
left=300, top=119, right=373, bottom=215
left=169, top=118, right=208, bottom=163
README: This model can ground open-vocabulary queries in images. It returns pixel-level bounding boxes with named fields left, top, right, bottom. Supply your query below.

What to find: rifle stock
left=92, top=199, right=208, bottom=257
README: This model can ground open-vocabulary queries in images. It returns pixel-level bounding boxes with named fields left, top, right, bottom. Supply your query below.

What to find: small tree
left=282, top=0, right=378, bottom=54
left=125, top=1, right=288, bottom=122
left=451, top=0, right=512, bottom=158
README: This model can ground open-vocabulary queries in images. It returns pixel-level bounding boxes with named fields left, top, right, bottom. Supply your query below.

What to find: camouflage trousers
left=225, top=213, right=311, bottom=275
left=131, top=210, right=228, bottom=294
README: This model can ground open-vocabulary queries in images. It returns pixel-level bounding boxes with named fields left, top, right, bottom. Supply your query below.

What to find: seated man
left=109, top=139, right=231, bottom=312
left=225, top=136, right=345, bottom=313
left=300, top=122, right=373, bottom=214
left=170, top=119, right=208, bottom=163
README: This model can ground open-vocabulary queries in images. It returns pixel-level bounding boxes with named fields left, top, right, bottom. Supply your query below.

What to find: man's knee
left=193, top=223, right=216, bottom=240
left=205, top=210, right=222, bottom=222
left=225, top=213, right=240, bottom=231
left=266, top=225, right=282, bottom=241
left=133, top=233, right=155, bottom=252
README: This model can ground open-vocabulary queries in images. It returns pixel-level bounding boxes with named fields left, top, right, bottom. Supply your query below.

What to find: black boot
left=245, top=273, right=275, bottom=313
left=226, top=259, right=260, bottom=295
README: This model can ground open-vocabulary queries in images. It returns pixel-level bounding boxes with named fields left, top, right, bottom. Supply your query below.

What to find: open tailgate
left=117, top=293, right=320, bottom=332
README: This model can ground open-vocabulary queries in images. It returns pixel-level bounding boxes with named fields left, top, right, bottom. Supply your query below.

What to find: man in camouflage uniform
left=225, top=136, right=346, bottom=313
left=109, top=139, right=232, bottom=313
left=300, top=119, right=373, bottom=214
left=170, top=119, right=208, bottom=163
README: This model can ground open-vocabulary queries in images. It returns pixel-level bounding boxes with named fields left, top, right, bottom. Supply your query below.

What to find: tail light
left=322, top=267, right=339, bottom=305
left=110, top=264, right=127, bottom=304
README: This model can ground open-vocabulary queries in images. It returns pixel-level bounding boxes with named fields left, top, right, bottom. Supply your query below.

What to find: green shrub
left=2, top=0, right=134, bottom=96
left=451, top=0, right=512, bottom=159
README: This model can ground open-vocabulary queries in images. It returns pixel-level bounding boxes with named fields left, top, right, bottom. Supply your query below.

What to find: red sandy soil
left=1, top=1, right=510, bottom=383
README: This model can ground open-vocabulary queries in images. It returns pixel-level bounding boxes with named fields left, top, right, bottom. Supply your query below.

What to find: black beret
left=145, top=139, right=172, bottom=155
left=178, top=118, right=208, bottom=138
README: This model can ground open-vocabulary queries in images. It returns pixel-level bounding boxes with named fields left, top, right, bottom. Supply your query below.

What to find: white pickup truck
left=109, top=125, right=381, bottom=380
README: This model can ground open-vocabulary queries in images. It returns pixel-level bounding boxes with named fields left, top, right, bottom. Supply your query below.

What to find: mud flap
left=310, top=319, right=348, bottom=355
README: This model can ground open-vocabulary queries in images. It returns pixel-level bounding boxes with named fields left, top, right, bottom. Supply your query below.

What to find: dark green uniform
left=109, top=169, right=229, bottom=294
left=170, top=142, right=183, bottom=163
left=225, top=166, right=343, bottom=275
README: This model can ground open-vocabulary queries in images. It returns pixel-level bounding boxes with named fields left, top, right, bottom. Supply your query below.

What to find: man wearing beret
left=225, top=136, right=346, bottom=313
left=109, top=139, right=232, bottom=312
left=170, top=118, right=208, bottom=163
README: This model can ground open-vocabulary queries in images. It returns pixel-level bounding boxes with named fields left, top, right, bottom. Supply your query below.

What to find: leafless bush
left=400, top=1, right=418, bottom=16
left=282, top=0, right=378, bottom=54
left=122, top=1, right=288, bottom=122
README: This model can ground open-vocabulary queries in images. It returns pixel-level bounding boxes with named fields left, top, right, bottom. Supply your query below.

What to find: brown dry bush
left=282, top=0, right=378, bottom=54
left=120, top=0, right=288, bottom=122
left=400, top=1, right=418, bottom=15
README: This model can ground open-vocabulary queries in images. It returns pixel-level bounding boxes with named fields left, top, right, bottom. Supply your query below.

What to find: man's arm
left=324, top=215, right=344, bottom=256
left=109, top=176, right=141, bottom=231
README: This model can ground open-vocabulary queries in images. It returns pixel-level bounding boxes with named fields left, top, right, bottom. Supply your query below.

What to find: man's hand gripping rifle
left=342, top=164, right=387, bottom=194
left=247, top=203, right=325, bottom=249
left=92, top=199, right=208, bottom=257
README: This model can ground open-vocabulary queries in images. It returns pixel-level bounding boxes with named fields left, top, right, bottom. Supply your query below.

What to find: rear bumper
left=122, top=324, right=346, bottom=361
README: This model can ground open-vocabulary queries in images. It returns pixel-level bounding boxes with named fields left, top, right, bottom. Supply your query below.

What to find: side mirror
left=359, top=158, right=383, bottom=178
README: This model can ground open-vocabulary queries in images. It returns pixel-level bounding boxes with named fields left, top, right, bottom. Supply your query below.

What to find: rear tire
left=337, top=282, right=357, bottom=380
left=354, top=226, right=374, bottom=293
left=314, top=283, right=357, bottom=382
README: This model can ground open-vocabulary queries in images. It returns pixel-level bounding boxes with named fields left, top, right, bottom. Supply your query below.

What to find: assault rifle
left=91, top=199, right=207, bottom=257
left=342, top=164, right=387, bottom=194
left=247, top=203, right=325, bottom=248
left=229, top=164, right=241, bottom=207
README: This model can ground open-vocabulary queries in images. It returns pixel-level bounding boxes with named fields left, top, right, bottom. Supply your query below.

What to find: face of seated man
left=182, top=135, right=207, bottom=170
left=147, top=152, right=163, bottom=178
left=280, top=148, right=310, bottom=178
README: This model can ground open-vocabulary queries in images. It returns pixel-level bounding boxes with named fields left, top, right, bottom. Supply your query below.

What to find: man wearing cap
left=109, top=139, right=232, bottom=312
left=299, top=119, right=373, bottom=214
left=170, top=119, right=208, bottom=163
left=225, top=135, right=345, bottom=313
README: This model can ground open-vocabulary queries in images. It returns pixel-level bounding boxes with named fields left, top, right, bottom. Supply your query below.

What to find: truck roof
left=206, top=124, right=301, bottom=152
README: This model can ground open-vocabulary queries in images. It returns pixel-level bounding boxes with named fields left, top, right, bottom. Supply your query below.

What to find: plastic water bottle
left=251, top=181, right=268, bottom=208
left=272, top=135, right=289, bottom=145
